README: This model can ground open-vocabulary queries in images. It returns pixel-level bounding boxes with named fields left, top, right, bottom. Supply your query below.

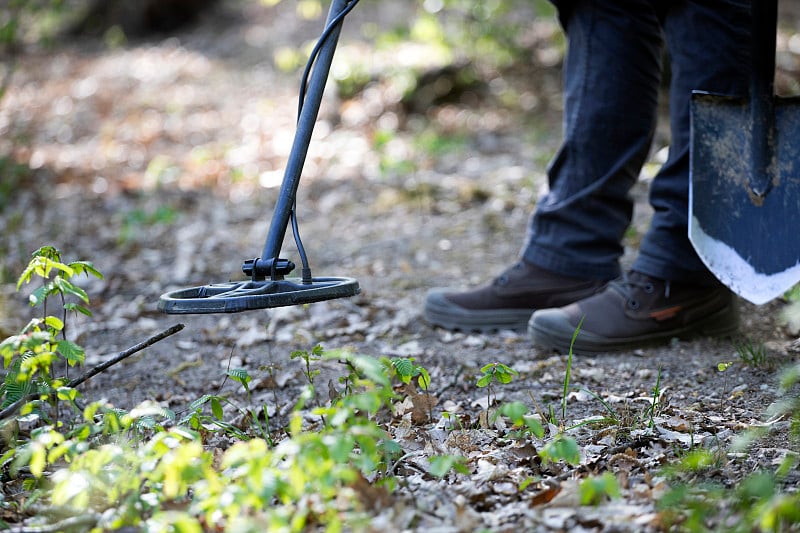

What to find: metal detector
left=158, top=0, right=361, bottom=314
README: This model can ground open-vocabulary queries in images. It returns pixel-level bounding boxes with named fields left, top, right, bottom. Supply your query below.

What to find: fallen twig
left=0, top=323, right=184, bottom=421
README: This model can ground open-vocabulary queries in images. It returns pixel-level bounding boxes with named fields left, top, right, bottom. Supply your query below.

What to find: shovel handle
left=749, top=0, right=778, bottom=197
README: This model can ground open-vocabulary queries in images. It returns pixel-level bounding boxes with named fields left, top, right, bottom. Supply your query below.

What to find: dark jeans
left=523, top=0, right=751, bottom=284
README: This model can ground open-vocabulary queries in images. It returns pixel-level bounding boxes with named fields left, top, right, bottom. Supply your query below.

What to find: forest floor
left=1, top=1, right=800, bottom=530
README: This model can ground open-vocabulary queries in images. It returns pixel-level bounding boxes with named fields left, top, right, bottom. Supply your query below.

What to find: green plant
left=560, top=317, right=583, bottom=425
left=4, top=328, right=407, bottom=530
left=496, top=400, right=544, bottom=439
left=658, top=362, right=800, bottom=531
left=291, top=344, right=323, bottom=388
left=538, top=433, right=581, bottom=466
left=291, top=344, right=326, bottom=423
left=0, top=246, right=102, bottom=418
left=386, top=356, right=435, bottom=423
left=428, top=454, right=469, bottom=477
left=734, top=338, right=769, bottom=368
left=388, top=356, right=431, bottom=390
left=578, top=472, right=621, bottom=505
left=577, top=387, right=620, bottom=428
left=658, top=460, right=800, bottom=532
left=476, top=361, right=518, bottom=412
left=644, top=366, right=663, bottom=429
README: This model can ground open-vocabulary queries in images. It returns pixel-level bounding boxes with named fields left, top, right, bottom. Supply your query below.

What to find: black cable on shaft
left=297, top=0, right=360, bottom=120
left=290, top=202, right=312, bottom=284
left=282, top=0, right=359, bottom=282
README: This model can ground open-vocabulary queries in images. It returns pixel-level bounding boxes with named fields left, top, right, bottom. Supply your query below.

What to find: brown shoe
left=424, top=261, right=606, bottom=332
left=529, top=271, right=739, bottom=354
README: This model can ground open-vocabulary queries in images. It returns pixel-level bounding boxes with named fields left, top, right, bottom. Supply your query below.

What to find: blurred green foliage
left=0, top=0, right=66, bottom=53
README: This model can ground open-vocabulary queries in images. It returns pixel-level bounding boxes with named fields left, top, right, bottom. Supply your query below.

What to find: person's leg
left=530, top=0, right=751, bottom=353
left=424, top=0, right=665, bottom=332
left=524, top=0, right=665, bottom=281
left=633, top=0, right=751, bottom=283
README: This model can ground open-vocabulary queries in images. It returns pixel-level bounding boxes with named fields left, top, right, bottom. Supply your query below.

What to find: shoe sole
left=424, top=289, right=533, bottom=332
left=529, top=304, right=740, bottom=355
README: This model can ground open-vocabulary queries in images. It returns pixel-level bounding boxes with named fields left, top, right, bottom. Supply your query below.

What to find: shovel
left=688, top=0, right=800, bottom=305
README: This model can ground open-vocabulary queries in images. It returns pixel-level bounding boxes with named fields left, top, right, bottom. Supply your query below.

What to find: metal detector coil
left=158, top=0, right=360, bottom=314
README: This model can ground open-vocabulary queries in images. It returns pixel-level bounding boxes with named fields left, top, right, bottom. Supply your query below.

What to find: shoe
left=529, top=270, right=739, bottom=354
left=424, top=261, right=606, bottom=332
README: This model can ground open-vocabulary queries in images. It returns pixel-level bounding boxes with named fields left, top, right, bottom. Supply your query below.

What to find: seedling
left=476, top=362, right=518, bottom=412
left=560, top=317, right=583, bottom=425
left=644, top=366, right=663, bottom=429
left=291, top=344, right=326, bottom=422
left=428, top=454, right=469, bottom=477
left=539, top=433, right=581, bottom=466
left=291, top=344, right=324, bottom=388
left=387, top=357, right=434, bottom=422
left=734, top=338, right=770, bottom=368
left=389, top=357, right=431, bottom=391
left=579, top=472, right=621, bottom=505
left=1, top=247, right=103, bottom=423
left=496, top=401, right=544, bottom=439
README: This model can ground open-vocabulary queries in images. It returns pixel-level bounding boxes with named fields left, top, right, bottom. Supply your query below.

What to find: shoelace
left=494, top=262, right=524, bottom=286
left=614, top=272, right=671, bottom=309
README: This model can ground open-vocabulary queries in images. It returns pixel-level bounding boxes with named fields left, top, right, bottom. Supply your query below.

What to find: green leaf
left=227, top=368, right=251, bottom=393
left=29, top=444, right=46, bottom=478
left=64, top=303, right=93, bottom=317
left=579, top=472, right=621, bottom=505
left=68, top=261, right=104, bottom=280
left=328, top=433, right=356, bottom=462
left=211, top=397, right=223, bottom=420
left=392, top=358, right=415, bottom=381
left=679, top=449, right=715, bottom=471
left=53, top=277, right=89, bottom=303
left=188, top=394, right=213, bottom=412
left=540, top=435, right=581, bottom=465
left=499, top=401, right=528, bottom=422
left=429, top=454, right=468, bottom=477
left=476, top=374, right=492, bottom=388
left=129, top=401, right=172, bottom=422
left=28, top=285, right=50, bottom=307
left=417, top=368, right=431, bottom=390
left=1, top=380, right=33, bottom=408
left=31, top=246, right=61, bottom=261
left=44, top=316, right=64, bottom=331
left=56, top=339, right=85, bottom=365
left=56, top=387, right=79, bottom=402
left=337, top=352, right=392, bottom=389
left=496, top=370, right=514, bottom=384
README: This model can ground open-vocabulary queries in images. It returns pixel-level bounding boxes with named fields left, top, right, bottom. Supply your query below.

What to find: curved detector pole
left=158, top=0, right=360, bottom=314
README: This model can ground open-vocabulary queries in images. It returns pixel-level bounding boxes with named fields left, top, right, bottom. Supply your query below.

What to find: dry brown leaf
left=403, top=382, right=438, bottom=424
left=529, top=483, right=561, bottom=506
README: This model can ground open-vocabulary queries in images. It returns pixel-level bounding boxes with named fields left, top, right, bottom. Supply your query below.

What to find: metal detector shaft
left=158, top=0, right=361, bottom=313
left=259, top=0, right=348, bottom=273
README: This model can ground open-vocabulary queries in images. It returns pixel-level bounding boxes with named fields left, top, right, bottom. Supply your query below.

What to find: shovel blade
left=689, top=92, right=800, bottom=304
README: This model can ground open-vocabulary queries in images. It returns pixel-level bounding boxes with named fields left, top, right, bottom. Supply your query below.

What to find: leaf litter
left=1, top=1, right=800, bottom=531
